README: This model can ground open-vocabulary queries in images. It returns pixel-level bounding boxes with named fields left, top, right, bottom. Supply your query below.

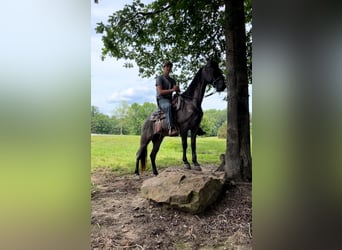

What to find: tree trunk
left=224, top=0, right=252, bottom=180
left=235, top=0, right=252, bottom=181
left=224, top=0, right=241, bottom=179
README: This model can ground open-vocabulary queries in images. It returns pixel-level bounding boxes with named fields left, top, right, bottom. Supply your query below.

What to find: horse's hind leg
left=150, top=134, right=164, bottom=176
left=135, top=119, right=155, bottom=176
left=135, top=148, right=142, bottom=176
left=135, top=141, right=149, bottom=176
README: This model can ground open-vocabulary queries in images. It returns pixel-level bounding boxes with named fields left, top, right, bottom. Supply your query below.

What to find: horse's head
left=202, top=60, right=226, bottom=92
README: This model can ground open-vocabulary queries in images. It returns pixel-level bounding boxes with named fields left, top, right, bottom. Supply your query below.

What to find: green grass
left=91, top=135, right=226, bottom=175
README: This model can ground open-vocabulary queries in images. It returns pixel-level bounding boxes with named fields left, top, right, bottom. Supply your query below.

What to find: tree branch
left=133, top=4, right=172, bottom=18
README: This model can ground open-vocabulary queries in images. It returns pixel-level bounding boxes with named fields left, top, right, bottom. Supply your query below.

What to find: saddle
left=150, top=110, right=166, bottom=121
left=150, top=94, right=183, bottom=122
left=150, top=94, right=183, bottom=134
left=150, top=110, right=166, bottom=134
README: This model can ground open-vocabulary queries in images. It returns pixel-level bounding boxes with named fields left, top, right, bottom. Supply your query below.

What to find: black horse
left=135, top=60, right=226, bottom=176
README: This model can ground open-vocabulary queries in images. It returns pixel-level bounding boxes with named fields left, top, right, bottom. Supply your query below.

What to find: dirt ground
left=91, top=166, right=252, bottom=250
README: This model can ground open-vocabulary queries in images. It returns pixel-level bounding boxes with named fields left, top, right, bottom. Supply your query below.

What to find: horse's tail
left=140, top=146, right=147, bottom=174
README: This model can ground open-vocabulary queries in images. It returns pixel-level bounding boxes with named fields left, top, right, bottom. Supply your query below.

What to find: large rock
left=140, top=166, right=226, bottom=213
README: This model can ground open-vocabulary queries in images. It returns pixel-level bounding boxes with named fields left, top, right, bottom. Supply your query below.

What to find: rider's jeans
left=158, top=97, right=173, bottom=130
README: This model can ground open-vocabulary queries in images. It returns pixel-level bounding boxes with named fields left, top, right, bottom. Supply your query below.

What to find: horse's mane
left=181, top=68, right=203, bottom=98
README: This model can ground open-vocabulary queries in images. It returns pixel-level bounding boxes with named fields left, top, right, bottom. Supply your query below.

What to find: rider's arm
left=156, top=85, right=177, bottom=95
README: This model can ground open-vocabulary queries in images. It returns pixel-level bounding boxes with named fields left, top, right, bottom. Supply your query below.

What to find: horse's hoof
left=184, top=163, right=191, bottom=170
left=194, top=165, right=202, bottom=171
left=153, top=172, right=158, bottom=176
left=135, top=174, right=141, bottom=180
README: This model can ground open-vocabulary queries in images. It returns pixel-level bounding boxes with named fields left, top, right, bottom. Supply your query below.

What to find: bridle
left=204, top=75, right=224, bottom=97
left=211, top=75, right=224, bottom=88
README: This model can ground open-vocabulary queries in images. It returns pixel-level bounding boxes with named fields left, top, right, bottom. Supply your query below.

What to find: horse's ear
left=207, top=55, right=213, bottom=62
left=205, top=57, right=213, bottom=68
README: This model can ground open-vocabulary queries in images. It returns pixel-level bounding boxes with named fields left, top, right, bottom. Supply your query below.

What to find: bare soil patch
left=91, top=166, right=252, bottom=250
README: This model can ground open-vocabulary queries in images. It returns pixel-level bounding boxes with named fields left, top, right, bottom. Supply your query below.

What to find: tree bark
left=224, top=0, right=252, bottom=181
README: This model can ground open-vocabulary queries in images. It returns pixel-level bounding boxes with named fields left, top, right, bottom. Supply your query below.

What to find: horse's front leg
left=181, top=133, right=191, bottom=169
left=191, top=132, right=201, bottom=171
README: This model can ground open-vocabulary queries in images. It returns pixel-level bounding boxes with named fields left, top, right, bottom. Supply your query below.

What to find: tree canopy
left=96, top=0, right=251, bottom=86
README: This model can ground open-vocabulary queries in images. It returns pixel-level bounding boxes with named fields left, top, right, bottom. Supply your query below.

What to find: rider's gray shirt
left=155, top=75, right=176, bottom=101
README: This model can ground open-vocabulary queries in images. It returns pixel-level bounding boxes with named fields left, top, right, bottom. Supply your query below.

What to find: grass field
left=91, top=135, right=226, bottom=175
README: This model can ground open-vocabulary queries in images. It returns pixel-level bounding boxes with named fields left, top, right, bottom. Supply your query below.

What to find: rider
left=156, top=61, right=180, bottom=136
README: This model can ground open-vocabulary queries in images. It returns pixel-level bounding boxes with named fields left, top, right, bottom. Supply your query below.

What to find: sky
left=91, top=0, right=251, bottom=116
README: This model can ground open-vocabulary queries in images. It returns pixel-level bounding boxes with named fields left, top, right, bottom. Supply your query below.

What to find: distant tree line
left=91, top=102, right=228, bottom=137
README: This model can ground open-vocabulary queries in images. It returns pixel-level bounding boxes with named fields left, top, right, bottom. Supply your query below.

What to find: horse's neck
left=183, top=69, right=207, bottom=105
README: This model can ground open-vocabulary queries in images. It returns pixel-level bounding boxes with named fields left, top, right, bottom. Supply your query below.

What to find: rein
left=204, top=90, right=216, bottom=97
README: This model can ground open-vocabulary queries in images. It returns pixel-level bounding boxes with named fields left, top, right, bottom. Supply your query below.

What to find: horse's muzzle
left=215, top=78, right=226, bottom=92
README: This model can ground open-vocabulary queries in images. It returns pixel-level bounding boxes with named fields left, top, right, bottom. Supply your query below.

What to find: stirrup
left=168, top=129, right=179, bottom=136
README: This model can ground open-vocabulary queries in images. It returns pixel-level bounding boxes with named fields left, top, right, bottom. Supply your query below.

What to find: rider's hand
left=173, top=85, right=180, bottom=93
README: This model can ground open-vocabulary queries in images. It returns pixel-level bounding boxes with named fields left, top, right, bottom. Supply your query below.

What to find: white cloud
left=107, top=84, right=155, bottom=104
